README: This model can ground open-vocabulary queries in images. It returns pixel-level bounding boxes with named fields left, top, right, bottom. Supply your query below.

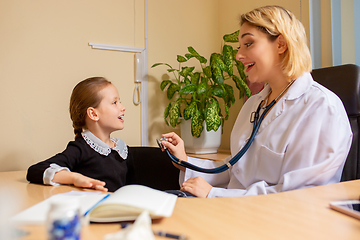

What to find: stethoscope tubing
left=165, top=99, right=276, bottom=174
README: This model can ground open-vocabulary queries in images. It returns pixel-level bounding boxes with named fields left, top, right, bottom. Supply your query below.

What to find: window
left=309, top=0, right=360, bottom=68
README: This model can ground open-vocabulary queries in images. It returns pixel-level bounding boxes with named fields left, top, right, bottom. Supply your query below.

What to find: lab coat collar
left=255, top=72, right=313, bottom=133
left=81, top=130, right=128, bottom=159
left=285, top=72, right=313, bottom=101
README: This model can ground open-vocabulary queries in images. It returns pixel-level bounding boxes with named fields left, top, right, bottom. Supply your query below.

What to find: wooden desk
left=3, top=171, right=360, bottom=240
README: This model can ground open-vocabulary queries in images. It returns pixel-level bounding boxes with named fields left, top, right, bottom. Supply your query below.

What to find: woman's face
left=236, top=23, right=284, bottom=85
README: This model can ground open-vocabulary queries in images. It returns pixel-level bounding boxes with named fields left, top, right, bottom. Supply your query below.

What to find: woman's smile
left=244, top=62, right=256, bottom=72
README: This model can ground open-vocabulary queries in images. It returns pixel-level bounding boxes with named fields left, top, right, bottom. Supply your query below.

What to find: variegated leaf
left=167, top=83, right=179, bottom=99
left=169, top=101, right=180, bottom=128
left=179, top=84, right=197, bottom=95
left=184, top=102, right=196, bottom=120
left=223, top=30, right=239, bottom=43
left=160, top=80, right=172, bottom=91
left=205, top=100, right=221, bottom=132
left=177, top=55, right=187, bottom=63
left=197, top=82, right=207, bottom=95
left=223, top=44, right=233, bottom=76
left=191, top=110, right=204, bottom=138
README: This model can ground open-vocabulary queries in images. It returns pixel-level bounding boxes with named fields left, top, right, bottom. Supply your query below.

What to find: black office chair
left=311, top=64, right=360, bottom=181
left=126, top=146, right=180, bottom=190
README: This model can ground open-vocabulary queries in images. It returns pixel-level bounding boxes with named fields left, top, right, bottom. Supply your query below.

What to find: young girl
left=27, top=77, right=129, bottom=192
left=161, top=6, right=353, bottom=197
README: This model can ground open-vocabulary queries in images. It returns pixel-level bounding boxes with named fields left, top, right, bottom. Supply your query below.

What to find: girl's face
left=236, top=23, right=284, bottom=85
left=95, top=84, right=125, bottom=133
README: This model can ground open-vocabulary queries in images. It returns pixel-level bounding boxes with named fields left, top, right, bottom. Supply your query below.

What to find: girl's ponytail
left=74, top=127, right=83, bottom=140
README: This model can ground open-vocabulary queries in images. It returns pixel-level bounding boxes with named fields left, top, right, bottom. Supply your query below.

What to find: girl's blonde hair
left=69, top=77, right=112, bottom=139
left=240, top=5, right=312, bottom=80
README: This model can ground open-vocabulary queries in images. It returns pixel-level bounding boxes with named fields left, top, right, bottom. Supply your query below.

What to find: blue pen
left=154, top=231, right=187, bottom=240
left=83, top=193, right=111, bottom=217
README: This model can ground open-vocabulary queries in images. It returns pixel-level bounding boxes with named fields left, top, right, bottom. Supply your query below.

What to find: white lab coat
left=180, top=72, right=353, bottom=198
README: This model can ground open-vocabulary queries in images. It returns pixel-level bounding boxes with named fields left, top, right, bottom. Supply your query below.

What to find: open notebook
left=11, top=185, right=177, bottom=224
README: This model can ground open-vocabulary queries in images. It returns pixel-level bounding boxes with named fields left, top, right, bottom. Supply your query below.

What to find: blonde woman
left=162, top=6, right=352, bottom=198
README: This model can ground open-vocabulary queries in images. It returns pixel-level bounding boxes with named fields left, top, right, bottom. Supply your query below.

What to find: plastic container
left=46, top=197, right=81, bottom=240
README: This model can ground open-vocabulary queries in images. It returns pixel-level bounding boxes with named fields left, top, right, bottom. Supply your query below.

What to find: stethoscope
left=158, top=99, right=274, bottom=174
left=158, top=80, right=295, bottom=174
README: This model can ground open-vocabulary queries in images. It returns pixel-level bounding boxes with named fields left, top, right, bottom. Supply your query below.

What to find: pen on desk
left=83, top=193, right=111, bottom=217
left=154, top=231, right=187, bottom=240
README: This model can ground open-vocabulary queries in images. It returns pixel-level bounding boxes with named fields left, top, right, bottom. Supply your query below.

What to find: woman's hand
left=181, top=177, right=212, bottom=198
left=53, top=170, right=108, bottom=192
left=161, top=132, right=187, bottom=170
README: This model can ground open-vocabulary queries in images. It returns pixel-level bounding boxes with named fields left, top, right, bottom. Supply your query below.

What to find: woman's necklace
left=250, top=79, right=295, bottom=123
left=261, top=79, right=296, bottom=109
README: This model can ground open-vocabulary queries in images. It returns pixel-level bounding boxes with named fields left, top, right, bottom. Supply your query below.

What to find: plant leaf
left=212, top=85, right=226, bottom=98
left=205, top=100, right=221, bottom=132
left=212, top=55, right=227, bottom=72
left=179, top=66, right=195, bottom=78
left=232, top=49, right=243, bottom=70
left=210, top=53, right=222, bottom=65
left=177, top=55, right=187, bottom=63
left=164, top=102, right=171, bottom=126
left=184, top=101, right=196, bottom=120
left=187, top=47, right=207, bottom=64
left=223, top=44, right=233, bottom=76
left=224, top=104, right=229, bottom=120
left=151, top=62, right=172, bottom=68
left=232, top=75, right=251, bottom=98
left=160, top=80, right=172, bottom=91
left=241, top=80, right=252, bottom=98
left=224, top=84, right=235, bottom=105
left=167, top=83, right=180, bottom=99
left=200, top=76, right=208, bottom=83
left=197, top=82, right=207, bottom=95
left=169, top=101, right=181, bottom=128
left=185, top=53, right=194, bottom=60
left=223, top=30, right=239, bottom=43
left=191, top=72, right=201, bottom=85
left=191, top=110, right=204, bottom=138
left=188, top=46, right=199, bottom=55
left=179, top=84, right=197, bottom=95
left=204, top=66, right=212, bottom=78
left=211, top=65, right=225, bottom=84
left=233, top=56, right=246, bottom=80
left=195, top=55, right=207, bottom=64
left=231, top=75, right=242, bottom=92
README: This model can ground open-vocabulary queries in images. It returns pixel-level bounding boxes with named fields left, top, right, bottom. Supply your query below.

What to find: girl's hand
left=181, top=176, right=213, bottom=198
left=161, top=132, right=187, bottom=170
left=72, top=173, right=108, bottom=192
left=53, top=170, right=108, bottom=192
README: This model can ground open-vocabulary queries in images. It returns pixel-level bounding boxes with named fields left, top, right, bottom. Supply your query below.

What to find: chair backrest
left=311, top=64, right=360, bottom=181
left=126, top=146, right=180, bottom=190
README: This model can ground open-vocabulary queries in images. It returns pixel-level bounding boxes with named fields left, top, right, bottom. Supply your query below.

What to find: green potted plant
left=151, top=30, right=251, bottom=139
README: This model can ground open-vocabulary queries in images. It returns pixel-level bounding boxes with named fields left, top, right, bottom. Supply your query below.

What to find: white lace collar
left=81, top=130, right=128, bottom=159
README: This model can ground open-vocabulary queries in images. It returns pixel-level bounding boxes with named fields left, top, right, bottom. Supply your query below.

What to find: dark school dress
left=26, top=134, right=134, bottom=192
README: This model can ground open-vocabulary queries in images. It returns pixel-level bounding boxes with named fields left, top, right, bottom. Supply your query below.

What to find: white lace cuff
left=43, top=163, right=70, bottom=186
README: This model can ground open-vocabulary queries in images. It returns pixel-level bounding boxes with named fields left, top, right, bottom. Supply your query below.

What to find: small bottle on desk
left=46, top=197, right=81, bottom=240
